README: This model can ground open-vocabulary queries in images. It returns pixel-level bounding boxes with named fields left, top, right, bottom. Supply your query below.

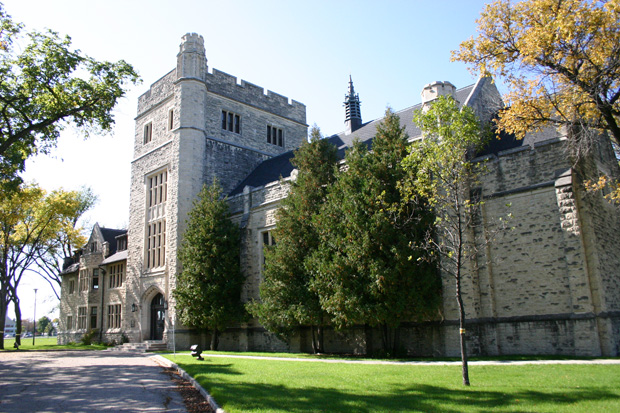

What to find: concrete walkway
left=0, top=350, right=187, bottom=412
left=161, top=352, right=620, bottom=366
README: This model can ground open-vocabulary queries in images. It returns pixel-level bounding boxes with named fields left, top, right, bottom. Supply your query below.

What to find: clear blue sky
left=4, top=0, right=494, bottom=320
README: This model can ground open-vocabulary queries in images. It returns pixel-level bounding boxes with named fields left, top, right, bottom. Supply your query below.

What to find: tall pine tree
left=309, top=108, right=440, bottom=355
left=173, top=180, right=244, bottom=351
left=247, top=126, right=338, bottom=353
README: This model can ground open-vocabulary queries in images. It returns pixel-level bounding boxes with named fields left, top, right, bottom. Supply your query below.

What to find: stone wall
left=219, top=134, right=620, bottom=357
left=125, top=34, right=309, bottom=347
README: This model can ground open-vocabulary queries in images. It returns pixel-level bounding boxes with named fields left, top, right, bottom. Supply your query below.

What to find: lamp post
left=33, top=288, right=38, bottom=346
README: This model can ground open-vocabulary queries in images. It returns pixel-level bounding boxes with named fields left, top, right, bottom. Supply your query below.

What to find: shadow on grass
left=174, top=361, right=619, bottom=412
left=213, top=382, right=617, bottom=412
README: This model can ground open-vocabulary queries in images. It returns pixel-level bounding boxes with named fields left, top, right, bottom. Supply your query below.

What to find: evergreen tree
left=173, top=180, right=243, bottom=351
left=248, top=126, right=338, bottom=353
left=309, top=108, right=440, bottom=355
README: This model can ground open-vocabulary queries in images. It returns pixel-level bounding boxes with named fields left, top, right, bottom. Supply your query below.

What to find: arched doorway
left=150, top=293, right=165, bottom=340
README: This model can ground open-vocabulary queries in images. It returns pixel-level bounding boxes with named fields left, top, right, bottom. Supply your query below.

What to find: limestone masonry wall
left=205, top=69, right=306, bottom=125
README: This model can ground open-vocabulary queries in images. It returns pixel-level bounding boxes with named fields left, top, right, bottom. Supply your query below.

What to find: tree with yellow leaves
left=454, top=0, right=620, bottom=151
left=0, top=185, right=92, bottom=349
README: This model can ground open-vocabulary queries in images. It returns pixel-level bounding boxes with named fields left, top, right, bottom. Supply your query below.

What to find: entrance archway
left=150, top=293, right=165, bottom=340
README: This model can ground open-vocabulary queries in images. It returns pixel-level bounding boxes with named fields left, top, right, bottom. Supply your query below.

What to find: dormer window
left=116, top=236, right=127, bottom=251
left=89, top=242, right=98, bottom=253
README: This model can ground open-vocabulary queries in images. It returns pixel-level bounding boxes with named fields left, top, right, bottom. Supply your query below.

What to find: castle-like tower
left=124, top=33, right=307, bottom=343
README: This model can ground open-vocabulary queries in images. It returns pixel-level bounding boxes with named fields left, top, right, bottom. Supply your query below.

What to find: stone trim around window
left=267, top=125, right=284, bottom=147
left=221, top=110, right=241, bottom=134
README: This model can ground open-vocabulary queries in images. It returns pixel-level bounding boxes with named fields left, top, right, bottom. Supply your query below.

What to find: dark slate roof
left=60, top=262, right=80, bottom=275
left=229, top=82, right=558, bottom=197
left=229, top=85, right=475, bottom=197
left=229, top=151, right=297, bottom=196
left=100, top=228, right=127, bottom=255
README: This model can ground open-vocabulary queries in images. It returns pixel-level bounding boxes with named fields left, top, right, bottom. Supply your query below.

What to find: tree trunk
left=311, top=325, right=325, bottom=354
left=456, top=274, right=470, bottom=386
left=364, top=324, right=374, bottom=356
left=210, top=328, right=219, bottom=351
left=0, top=294, right=5, bottom=350
left=317, top=325, right=324, bottom=354
left=14, top=297, right=22, bottom=347
left=393, top=327, right=401, bottom=355
left=311, top=326, right=317, bottom=354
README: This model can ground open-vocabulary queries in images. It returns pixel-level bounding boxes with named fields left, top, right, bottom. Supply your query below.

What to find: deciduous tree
left=34, top=187, right=96, bottom=299
left=0, top=184, right=90, bottom=349
left=173, top=180, right=244, bottom=351
left=402, top=96, right=507, bottom=385
left=247, top=126, right=338, bottom=353
left=36, top=316, right=51, bottom=334
left=453, top=0, right=620, bottom=200
left=0, top=5, right=140, bottom=192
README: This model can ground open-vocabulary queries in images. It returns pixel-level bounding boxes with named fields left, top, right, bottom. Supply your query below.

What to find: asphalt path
left=0, top=350, right=187, bottom=412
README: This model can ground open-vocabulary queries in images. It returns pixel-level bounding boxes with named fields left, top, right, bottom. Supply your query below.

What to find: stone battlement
left=136, top=66, right=306, bottom=124
left=205, top=69, right=306, bottom=124
left=137, top=70, right=176, bottom=117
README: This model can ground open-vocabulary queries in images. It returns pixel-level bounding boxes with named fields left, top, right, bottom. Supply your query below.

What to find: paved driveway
left=0, top=350, right=187, bottom=412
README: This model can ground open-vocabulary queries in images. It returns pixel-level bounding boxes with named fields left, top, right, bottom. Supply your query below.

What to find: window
left=168, top=109, right=174, bottom=130
left=261, top=230, right=276, bottom=266
left=146, top=170, right=167, bottom=269
left=109, top=263, right=124, bottom=288
left=68, top=280, right=75, bottom=294
left=66, top=315, right=73, bottom=330
left=148, top=170, right=167, bottom=209
left=92, top=269, right=99, bottom=290
left=144, top=122, right=153, bottom=144
left=147, top=221, right=166, bottom=269
left=90, top=307, right=98, bottom=329
left=267, top=125, right=284, bottom=147
left=78, top=307, right=87, bottom=330
left=221, top=110, right=241, bottom=134
left=107, top=304, right=121, bottom=329
left=78, top=270, right=89, bottom=292
left=117, top=236, right=127, bottom=251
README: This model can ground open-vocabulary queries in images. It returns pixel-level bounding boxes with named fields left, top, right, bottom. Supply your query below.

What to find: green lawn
left=165, top=353, right=620, bottom=412
left=1, top=337, right=108, bottom=351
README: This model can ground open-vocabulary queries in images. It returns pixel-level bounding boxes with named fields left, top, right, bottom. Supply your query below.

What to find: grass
left=1, top=336, right=109, bottom=351
left=189, top=350, right=612, bottom=362
left=165, top=353, right=620, bottom=412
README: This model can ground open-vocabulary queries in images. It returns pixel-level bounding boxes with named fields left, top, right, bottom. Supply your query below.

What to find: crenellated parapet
left=205, top=69, right=306, bottom=124
left=136, top=70, right=176, bottom=117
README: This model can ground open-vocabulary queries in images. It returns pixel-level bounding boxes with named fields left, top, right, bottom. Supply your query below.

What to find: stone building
left=58, top=223, right=127, bottom=344
left=59, top=33, right=620, bottom=356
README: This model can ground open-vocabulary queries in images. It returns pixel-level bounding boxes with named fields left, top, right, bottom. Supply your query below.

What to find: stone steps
left=110, top=340, right=168, bottom=353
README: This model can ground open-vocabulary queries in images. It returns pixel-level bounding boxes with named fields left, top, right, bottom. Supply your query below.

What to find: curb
left=152, top=355, right=225, bottom=413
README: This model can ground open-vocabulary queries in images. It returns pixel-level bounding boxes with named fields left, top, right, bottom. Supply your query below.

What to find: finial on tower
left=177, top=33, right=207, bottom=81
left=344, top=75, right=362, bottom=135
